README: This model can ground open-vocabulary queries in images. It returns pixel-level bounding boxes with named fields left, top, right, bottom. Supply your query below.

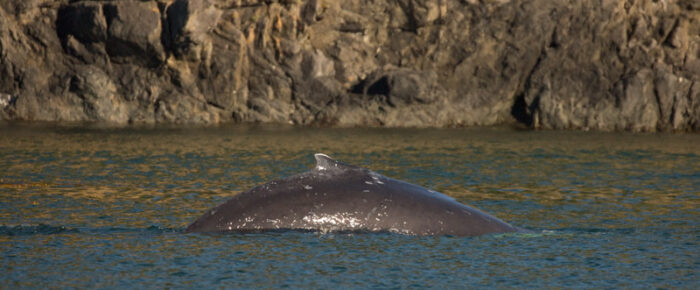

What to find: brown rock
left=103, top=1, right=166, bottom=64
left=0, top=0, right=697, bottom=131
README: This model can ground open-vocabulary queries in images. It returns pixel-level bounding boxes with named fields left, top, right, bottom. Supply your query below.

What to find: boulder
left=57, top=2, right=107, bottom=44
left=70, top=65, right=128, bottom=123
left=166, top=0, right=222, bottom=60
left=103, top=1, right=165, bottom=64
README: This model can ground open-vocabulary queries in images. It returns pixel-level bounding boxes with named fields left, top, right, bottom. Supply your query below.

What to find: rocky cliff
left=0, top=0, right=698, bottom=131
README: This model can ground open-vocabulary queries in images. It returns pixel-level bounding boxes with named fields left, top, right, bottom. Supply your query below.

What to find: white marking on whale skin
left=304, top=185, right=312, bottom=190
left=210, top=210, right=216, bottom=215
left=389, top=227, right=413, bottom=235
left=302, top=212, right=362, bottom=230
left=363, top=189, right=370, bottom=193
left=365, top=181, right=373, bottom=185
left=365, top=206, right=379, bottom=221
left=371, top=176, right=385, bottom=185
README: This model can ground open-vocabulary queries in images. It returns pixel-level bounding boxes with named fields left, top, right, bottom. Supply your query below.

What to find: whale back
left=185, top=154, right=520, bottom=236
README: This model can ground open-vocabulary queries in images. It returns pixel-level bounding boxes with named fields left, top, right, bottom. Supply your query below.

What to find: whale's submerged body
left=186, top=154, right=524, bottom=236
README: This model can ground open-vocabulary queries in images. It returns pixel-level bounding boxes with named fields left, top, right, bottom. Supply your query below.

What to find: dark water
left=1, top=124, right=698, bottom=288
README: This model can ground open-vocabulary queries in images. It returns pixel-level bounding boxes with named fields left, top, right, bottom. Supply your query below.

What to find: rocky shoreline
left=0, top=0, right=698, bottom=131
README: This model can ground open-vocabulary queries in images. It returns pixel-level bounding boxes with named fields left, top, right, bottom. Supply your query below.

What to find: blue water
left=1, top=124, right=698, bottom=288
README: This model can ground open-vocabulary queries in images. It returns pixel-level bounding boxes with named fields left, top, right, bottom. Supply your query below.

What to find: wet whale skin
left=186, top=154, right=522, bottom=236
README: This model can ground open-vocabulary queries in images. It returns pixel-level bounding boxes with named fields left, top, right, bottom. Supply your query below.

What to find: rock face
left=0, top=0, right=698, bottom=131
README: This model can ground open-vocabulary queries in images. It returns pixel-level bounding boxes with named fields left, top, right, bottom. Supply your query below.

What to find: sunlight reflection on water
left=0, top=124, right=698, bottom=288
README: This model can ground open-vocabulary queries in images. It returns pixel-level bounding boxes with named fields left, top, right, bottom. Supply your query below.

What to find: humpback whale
left=186, top=153, right=524, bottom=236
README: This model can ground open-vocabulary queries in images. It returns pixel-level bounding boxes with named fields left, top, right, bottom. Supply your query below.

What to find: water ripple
left=0, top=125, right=698, bottom=288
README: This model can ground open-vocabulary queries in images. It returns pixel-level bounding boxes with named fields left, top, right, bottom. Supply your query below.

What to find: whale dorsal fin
left=314, top=153, right=352, bottom=171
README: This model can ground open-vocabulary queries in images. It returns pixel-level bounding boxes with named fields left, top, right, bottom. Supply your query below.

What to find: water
left=1, top=124, right=698, bottom=288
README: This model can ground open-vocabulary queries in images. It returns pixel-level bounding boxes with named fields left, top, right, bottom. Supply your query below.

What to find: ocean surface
left=1, top=124, right=698, bottom=288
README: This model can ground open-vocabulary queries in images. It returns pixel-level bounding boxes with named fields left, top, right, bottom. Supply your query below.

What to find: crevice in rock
left=350, top=79, right=366, bottom=95
left=652, top=78, right=665, bottom=130
left=158, top=1, right=172, bottom=57
left=510, top=39, right=548, bottom=128
left=660, top=18, right=679, bottom=47
left=396, top=0, right=419, bottom=34
left=510, top=93, right=533, bottom=127
left=338, top=21, right=364, bottom=34
left=366, top=76, right=390, bottom=96
left=206, top=101, right=225, bottom=110
left=350, top=75, right=390, bottom=96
